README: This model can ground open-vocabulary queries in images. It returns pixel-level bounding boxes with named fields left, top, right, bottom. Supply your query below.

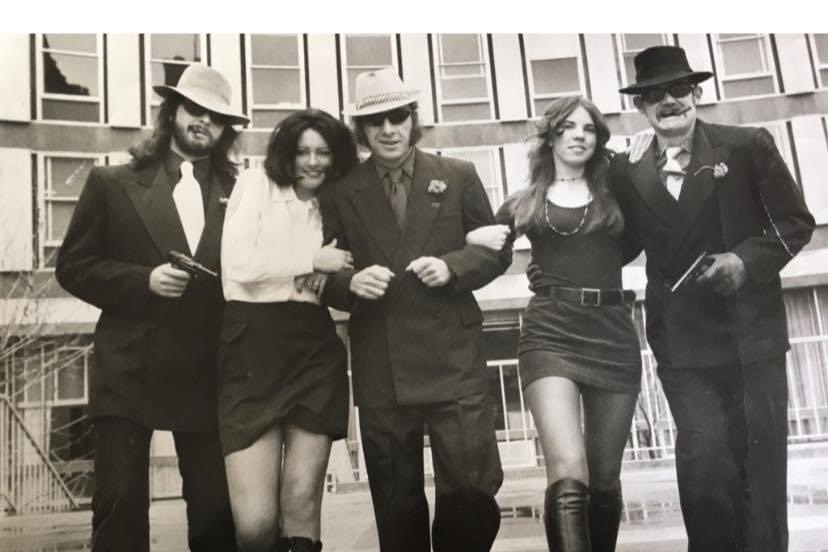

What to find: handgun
left=167, top=250, right=218, bottom=279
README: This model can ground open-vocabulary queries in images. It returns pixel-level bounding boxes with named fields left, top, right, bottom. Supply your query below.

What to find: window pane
left=441, top=76, right=488, bottom=100
left=42, top=99, right=100, bottom=122
left=815, top=34, right=828, bottom=63
left=345, top=35, right=392, bottom=67
left=43, top=246, right=60, bottom=268
left=531, top=57, right=580, bottom=95
left=719, top=33, right=758, bottom=40
left=784, top=289, right=820, bottom=337
left=151, top=60, right=190, bottom=90
left=720, top=39, right=766, bottom=75
left=251, top=109, right=293, bottom=129
left=820, top=68, right=828, bottom=87
left=442, top=64, right=483, bottom=77
left=440, top=34, right=482, bottom=64
left=252, top=67, right=301, bottom=104
left=150, top=34, right=201, bottom=62
left=48, top=202, right=76, bottom=241
left=56, top=351, right=85, bottom=401
left=251, top=34, right=299, bottom=66
left=43, top=53, right=98, bottom=96
left=442, top=102, right=491, bottom=123
left=50, top=157, right=95, bottom=198
left=721, top=76, right=775, bottom=98
left=623, top=34, right=665, bottom=51
left=623, top=54, right=637, bottom=85
left=43, top=34, right=97, bottom=53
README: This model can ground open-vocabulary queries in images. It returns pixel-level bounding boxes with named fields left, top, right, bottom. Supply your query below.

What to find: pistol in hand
left=167, top=250, right=218, bottom=279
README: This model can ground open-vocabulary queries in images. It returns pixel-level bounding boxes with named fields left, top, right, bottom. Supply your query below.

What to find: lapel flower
left=693, top=162, right=729, bottom=179
left=219, top=196, right=229, bottom=207
left=427, top=179, right=448, bottom=195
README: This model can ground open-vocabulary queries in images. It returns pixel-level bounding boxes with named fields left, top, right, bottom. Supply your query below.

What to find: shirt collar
left=271, top=182, right=319, bottom=210
left=372, top=147, right=416, bottom=181
left=655, top=123, right=696, bottom=158
left=165, top=152, right=211, bottom=182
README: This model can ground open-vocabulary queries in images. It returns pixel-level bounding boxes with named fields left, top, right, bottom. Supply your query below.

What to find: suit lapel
left=666, top=121, right=729, bottom=261
left=123, top=163, right=189, bottom=258
left=394, top=150, right=442, bottom=271
left=627, top=143, right=676, bottom=227
left=347, top=161, right=401, bottom=264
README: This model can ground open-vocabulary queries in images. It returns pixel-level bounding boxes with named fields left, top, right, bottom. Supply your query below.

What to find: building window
left=246, top=34, right=306, bottom=130
left=616, top=34, right=672, bottom=110
left=340, top=34, right=397, bottom=107
left=439, top=147, right=504, bottom=210
left=713, top=33, right=778, bottom=99
left=14, top=338, right=92, bottom=408
left=522, top=34, right=585, bottom=117
left=810, top=33, right=828, bottom=88
left=38, top=154, right=103, bottom=269
left=433, top=34, right=494, bottom=123
left=38, top=34, right=103, bottom=123
left=145, top=34, right=206, bottom=123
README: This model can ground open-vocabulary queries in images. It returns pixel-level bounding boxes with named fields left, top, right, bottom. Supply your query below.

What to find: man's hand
left=295, top=272, right=328, bottom=296
left=696, top=252, right=747, bottom=295
left=466, top=224, right=511, bottom=251
left=149, top=263, right=191, bottom=298
left=406, top=257, right=453, bottom=288
left=350, top=265, right=394, bottom=300
left=313, top=238, right=354, bottom=273
left=627, top=129, right=655, bottom=164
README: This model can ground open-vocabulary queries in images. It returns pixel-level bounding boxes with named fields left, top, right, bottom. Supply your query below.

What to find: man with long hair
left=56, top=63, right=248, bottom=552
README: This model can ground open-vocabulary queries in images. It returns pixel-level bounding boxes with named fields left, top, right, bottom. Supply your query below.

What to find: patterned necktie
left=386, top=172, right=407, bottom=231
left=173, top=161, right=204, bottom=254
left=663, top=146, right=685, bottom=201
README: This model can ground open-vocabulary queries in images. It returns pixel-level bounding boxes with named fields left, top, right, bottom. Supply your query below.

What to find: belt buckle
left=580, top=288, right=601, bottom=307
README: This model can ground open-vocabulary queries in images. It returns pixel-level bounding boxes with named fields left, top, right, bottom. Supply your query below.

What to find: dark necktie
left=386, top=172, right=407, bottom=231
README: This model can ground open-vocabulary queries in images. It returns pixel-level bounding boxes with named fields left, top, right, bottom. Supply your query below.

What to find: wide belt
left=534, top=286, right=636, bottom=307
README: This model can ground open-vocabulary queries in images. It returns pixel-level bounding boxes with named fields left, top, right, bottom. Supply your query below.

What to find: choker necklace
left=544, top=196, right=591, bottom=236
left=552, top=175, right=584, bottom=182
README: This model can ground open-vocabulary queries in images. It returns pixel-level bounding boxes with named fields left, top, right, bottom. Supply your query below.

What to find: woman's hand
left=466, top=224, right=511, bottom=251
left=627, top=129, right=655, bottom=164
left=313, top=239, right=354, bottom=273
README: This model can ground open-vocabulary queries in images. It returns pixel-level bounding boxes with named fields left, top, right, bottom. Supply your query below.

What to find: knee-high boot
left=287, top=536, right=322, bottom=552
left=543, top=478, right=591, bottom=552
left=588, top=482, right=623, bottom=552
left=272, top=536, right=291, bottom=552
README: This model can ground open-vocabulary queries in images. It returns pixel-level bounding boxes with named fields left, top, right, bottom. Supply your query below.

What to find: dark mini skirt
left=217, top=301, right=349, bottom=456
left=518, top=295, right=642, bottom=394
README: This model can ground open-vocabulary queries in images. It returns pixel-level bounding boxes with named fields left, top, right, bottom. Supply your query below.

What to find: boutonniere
left=694, top=162, right=729, bottom=179
left=219, top=196, right=229, bottom=207
left=427, top=179, right=448, bottom=196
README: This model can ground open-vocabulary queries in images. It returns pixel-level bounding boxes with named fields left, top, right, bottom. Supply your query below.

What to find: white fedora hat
left=345, top=67, right=420, bottom=117
left=154, top=63, right=250, bottom=125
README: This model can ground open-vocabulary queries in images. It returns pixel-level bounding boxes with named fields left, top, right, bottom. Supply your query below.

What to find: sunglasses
left=362, top=107, right=412, bottom=127
left=180, top=99, right=230, bottom=125
left=636, top=81, right=696, bottom=105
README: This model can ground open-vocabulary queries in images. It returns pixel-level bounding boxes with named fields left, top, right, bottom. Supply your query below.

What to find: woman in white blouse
left=218, top=109, right=359, bottom=552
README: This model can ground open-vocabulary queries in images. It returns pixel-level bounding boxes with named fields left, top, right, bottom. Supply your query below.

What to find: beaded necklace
left=544, top=194, right=592, bottom=236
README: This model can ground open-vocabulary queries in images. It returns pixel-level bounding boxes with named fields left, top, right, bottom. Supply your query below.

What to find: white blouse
left=221, top=168, right=323, bottom=304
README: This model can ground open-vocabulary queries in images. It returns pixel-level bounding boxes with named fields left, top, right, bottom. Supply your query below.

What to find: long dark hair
left=128, top=94, right=241, bottom=181
left=264, top=108, right=359, bottom=190
left=510, top=96, right=623, bottom=236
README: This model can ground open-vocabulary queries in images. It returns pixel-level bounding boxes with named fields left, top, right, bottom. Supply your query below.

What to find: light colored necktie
left=173, top=161, right=204, bottom=254
left=663, top=146, right=685, bottom=201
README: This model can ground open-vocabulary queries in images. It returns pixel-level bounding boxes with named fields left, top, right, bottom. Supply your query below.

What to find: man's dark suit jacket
left=321, top=149, right=511, bottom=408
left=611, top=120, right=815, bottom=368
left=56, top=160, right=233, bottom=432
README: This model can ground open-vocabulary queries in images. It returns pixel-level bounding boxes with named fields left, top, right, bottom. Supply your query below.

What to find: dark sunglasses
left=362, top=107, right=412, bottom=127
left=636, top=81, right=696, bottom=105
left=181, top=99, right=230, bottom=125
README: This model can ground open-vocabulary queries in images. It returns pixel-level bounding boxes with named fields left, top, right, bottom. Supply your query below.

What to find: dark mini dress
left=498, top=198, right=642, bottom=394
left=217, top=300, right=349, bottom=456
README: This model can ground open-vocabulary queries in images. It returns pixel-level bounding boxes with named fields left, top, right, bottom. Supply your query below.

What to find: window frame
left=437, top=146, right=504, bottom=211
left=143, top=33, right=209, bottom=127
left=18, top=342, right=92, bottom=408
left=35, top=33, right=105, bottom=125
left=712, top=33, right=779, bottom=100
left=338, top=33, right=399, bottom=109
left=615, top=33, right=674, bottom=111
left=808, top=33, right=828, bottom=89
left=522, top=34, right=587, bottom=118
left=432, top=33, right=495, bottom=125
left=244, top=33, right=307, bottom=131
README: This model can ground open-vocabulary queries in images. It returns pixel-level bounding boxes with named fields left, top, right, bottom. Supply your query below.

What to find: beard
left=172, top=120, right=220, bottom=157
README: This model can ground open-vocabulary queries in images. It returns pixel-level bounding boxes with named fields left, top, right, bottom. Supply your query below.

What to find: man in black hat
left=56, top=63, right=248, bottom=552
left=611, top=45, right=814, bottom=552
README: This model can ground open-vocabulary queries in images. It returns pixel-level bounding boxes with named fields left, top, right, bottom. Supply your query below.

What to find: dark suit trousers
left=359, top=393, right=504, bottom=552
left=659, top=356, right=788, bottom=552
left=91, top=417, right=236, bottom=552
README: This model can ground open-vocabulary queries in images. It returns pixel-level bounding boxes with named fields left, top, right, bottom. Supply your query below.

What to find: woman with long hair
left=218, top=109, right=359, bottom=552
left=468, top=96, right=641, bottom=552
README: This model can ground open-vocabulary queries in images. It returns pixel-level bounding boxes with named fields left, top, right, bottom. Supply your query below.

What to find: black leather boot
left=543, top=478, right=591, bottom=552
left=588, top=482, right=623, bottom=552
left=287, top=536, right=322, bottom=552
left=273, top=536, right=291, bottom=552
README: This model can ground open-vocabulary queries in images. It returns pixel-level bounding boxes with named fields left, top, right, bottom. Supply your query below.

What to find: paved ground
left=2, top=448, right=827, bottom=552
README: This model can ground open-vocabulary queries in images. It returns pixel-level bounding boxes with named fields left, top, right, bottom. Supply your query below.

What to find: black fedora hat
left=619, top=45, right=713, bottom=94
